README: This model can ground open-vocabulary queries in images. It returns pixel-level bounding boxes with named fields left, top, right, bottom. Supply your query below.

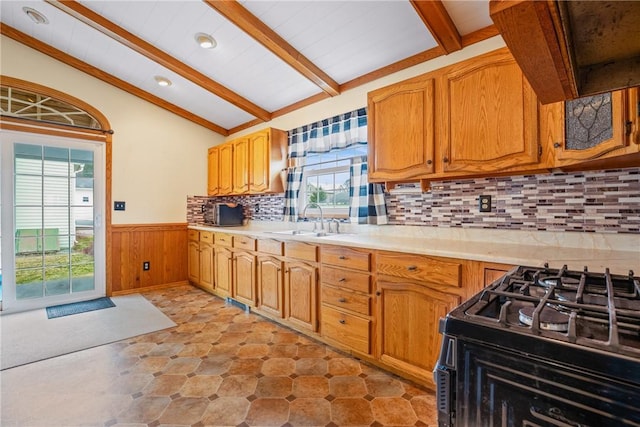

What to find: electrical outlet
left=143, top=261, right=150, bottom=271
left=479, top=195, right=492, bottom=212
left=114, top=201, right=126, bottom=211
left=201, top=204, right=206, bottom=213
left=255, top=203, right=260, bottom=213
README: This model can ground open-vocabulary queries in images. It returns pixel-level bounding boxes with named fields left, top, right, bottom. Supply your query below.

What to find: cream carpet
left=0, top=294, right=176, bottom=370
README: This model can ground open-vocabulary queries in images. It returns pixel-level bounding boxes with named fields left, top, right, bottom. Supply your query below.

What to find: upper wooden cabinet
left=439, top=50, right=541, bottom=173
left=207, top=147, right=219, bottom=196
left=208, top=127, right=287, bottom=196
left=490, top=0, right=640, bottom=104
left=367, top=48, right=547, bottom=186
left=368, top=79, right=435, bottom=181
left=544, top=88, right=640, bottom=167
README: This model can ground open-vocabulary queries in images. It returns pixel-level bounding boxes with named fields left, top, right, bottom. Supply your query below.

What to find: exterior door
left=0, top=131, right=105, bottom=312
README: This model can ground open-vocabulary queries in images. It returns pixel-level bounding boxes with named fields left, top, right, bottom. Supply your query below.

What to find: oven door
left=455, top=340, right=640, bottom=427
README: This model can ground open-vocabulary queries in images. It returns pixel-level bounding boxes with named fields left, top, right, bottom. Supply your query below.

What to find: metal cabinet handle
left=376, top=291, right=381, bottom=296
left=407, top=265, right=417, bottom=271
left=553, top=142, right=562, bottom=148
left=443, top=157, right=449, bottom=163
left=339, top=319, right=346, bottom=324
left=339, top=255, right=347, bottom=260
left=338, top=278, right=346, bottom=282
left=338, top=297, right=347, bottom=303
left=427, top=159, right=432, bottom=165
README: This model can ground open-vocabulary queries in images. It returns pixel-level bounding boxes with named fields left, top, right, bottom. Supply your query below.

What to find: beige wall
left=1, top=35, right=224, bottom=224
left=1, top=34, right=505, bottom=223
left=227, top=36, right=506, bottom=140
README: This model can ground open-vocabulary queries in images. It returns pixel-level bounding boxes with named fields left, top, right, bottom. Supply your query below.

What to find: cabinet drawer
left=284, top=241, right=318, bottom=262
left=200, top=231, right=213, bottom=243
left=376, top=253, right=461, bottom=288
left=321, top=305, right=370, bottom=354
left=214, top=232, right=233, bottom=247
left=234, top=236, right=256, bottom=251
left=257, top=238, right=283, bottom=256
left=321, top=285, right=370, bottom=316
left=322, top=246, right=371, bottom=271
left=321, top=266, right=370, bottom=293
left=188, top=230, right=199, bottom=241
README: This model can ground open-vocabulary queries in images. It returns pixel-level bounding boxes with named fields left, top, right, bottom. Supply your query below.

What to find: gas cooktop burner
left=518, top=306, right=570, bottom=332
left=538, top=275, right=581, bottom=288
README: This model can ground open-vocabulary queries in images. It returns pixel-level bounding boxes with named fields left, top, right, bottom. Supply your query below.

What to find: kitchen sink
left=267, top=229, right=346, bottom=238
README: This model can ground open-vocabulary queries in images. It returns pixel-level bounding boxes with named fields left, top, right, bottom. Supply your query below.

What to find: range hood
left=490, top=0, right=640, bottom=104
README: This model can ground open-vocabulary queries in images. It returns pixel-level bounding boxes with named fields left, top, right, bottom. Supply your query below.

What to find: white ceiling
left=0, top=0, right=496, bottom=135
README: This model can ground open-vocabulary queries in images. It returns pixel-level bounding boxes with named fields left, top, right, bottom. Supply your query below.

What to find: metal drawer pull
left=338, top=297, right=347, bottom=303
left=338, top=278, right=346, bottom=282
left=407, top=265, right=418, bottom=271
left=339, top=319, right=346, bottom=324
left=339, top=256, right=347, bottom=260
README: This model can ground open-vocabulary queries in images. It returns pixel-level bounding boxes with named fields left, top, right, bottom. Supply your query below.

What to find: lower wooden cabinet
left=199, top=241, right=214, bottom=291
left=257, top=255, right=284, bottom=318
left=233, top=251, right=256, bottom=306
left=284, top=261, right=318, bottom=332
left=214, top=246, right=232, bottom=298
left=376, top=279, right=460, bottom=382
left=187, top=239, right=200, bottom=284
left=187, top=230, right=214, bottom=292
left=321, top=304, right=370, bottom=354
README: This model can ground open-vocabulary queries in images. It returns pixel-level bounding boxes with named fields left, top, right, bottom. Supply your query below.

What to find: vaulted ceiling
left=1, top=1, right=499, bottom=136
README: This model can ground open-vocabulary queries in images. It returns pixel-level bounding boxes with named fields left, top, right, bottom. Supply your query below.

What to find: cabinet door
left=207, top=146, right=219, bottom=196
left=249, top=130, right=270, bottom=193
left=368, top=79, right=436, bottom=180
left=233, top=251, right=256, bottom=306
left=376, top=280, right=460, bottom=384
left=232, top=138, right=250, bottom=194
left=553, top=89, right=639, bottom=164
left=199, top=242, right=214, bottom=291
left=257, top=256, right=284, bottom=318
left=218, top=143, right=233, bottom=195
left=214, top=247, right=232, bottom=298
left=285, top=261, right=318, bottom=331
left=441, top=53, right=540, bottom=173
left=187, top=240, right=200, bottom=284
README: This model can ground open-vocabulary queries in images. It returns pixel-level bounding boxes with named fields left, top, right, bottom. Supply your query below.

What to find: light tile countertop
left=190, top=221, right=640, bottom=275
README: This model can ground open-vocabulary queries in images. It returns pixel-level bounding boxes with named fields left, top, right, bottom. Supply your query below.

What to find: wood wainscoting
left=110, top=223, right=188, bottom=295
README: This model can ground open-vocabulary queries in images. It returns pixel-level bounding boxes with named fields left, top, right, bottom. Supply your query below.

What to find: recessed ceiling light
left=195, top=33, right=217, bottom=49
left=154, top=76, right=172, bottom=87
left=23, top=7, right=49, bottom=25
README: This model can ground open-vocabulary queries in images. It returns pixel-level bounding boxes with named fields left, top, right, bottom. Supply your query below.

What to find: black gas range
left=435, top=264, right=640, bottom=427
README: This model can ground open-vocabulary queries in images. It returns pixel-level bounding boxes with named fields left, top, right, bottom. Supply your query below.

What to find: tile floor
left=1, top=285, right=438, bottom=426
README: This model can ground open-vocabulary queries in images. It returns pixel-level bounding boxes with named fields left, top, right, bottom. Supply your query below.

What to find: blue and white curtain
left=283, top=108, right=388, bottom=224
left=288, top=108, right=367, bottom=158
left=349, top=157, right=388, bottom=225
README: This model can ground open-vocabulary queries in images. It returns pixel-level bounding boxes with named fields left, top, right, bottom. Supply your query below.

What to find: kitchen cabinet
left=284, top=241, right=319, bottom=332
left=439, top=49, right=541, bottom=174
left=218, top=143, right=233, bottom=195
left=213, top=232, right=233, bottom=298
left=320, top=245, right=372, bottom=354
left=256, top=238, right=285, bottom=318
left=375, top=252, right=461, bottom=383
left=233, top=250, right=256, bottom=307
left=232, top=137, right=250, bottom=194
left=367, top=48, right=547, bottom=187
left=545, top=88, right=640, bottom=168
left=207, top=127, right=287, bottom=196
left=207, top=146, right=219, bottom=196
left=368, top=79, right=435, bottom=181
left=187, top=230, right=214, bottom=292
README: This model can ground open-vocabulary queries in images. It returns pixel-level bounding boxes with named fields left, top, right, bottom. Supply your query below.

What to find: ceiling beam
left=46, top=0, right=271, bottom=122
left=1, top=23, right=229, bottom=136
left=410, top=0, right=462, bottom=53
left=204, top=0, right=341, bottom=97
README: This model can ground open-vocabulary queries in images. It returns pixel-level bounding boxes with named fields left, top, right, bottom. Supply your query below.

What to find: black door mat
left=46, top=297, right=115, bottom=319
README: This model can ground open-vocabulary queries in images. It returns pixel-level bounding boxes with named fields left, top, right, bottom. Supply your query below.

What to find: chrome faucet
left=301, top=202, right=324, bottom=233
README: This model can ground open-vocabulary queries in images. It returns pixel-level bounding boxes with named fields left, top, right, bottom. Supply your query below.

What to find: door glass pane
left=565, top=93, right=613, bottom=150
left=14, top=143, right=95, bottom=301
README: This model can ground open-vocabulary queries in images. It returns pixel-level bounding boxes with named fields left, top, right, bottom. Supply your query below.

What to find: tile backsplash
left=188, top=167, right=640, bottom=234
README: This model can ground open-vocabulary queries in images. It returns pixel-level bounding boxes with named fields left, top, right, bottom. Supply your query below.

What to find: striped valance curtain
left=288, top=107, right=367, bottom=158
left=283, top=107, right=387, bottom=224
